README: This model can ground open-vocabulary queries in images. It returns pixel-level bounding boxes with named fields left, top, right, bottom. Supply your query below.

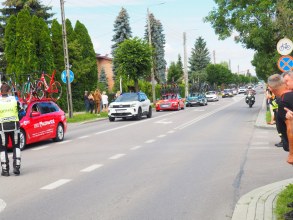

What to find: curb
left=254, top=96, right=275, bottom=130
left=232, top=179, right=293, bottom=220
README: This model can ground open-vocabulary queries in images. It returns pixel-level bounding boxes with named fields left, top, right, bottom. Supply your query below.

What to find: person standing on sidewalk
left=267, top=74, right=293, bottom=164
left=0, top=83, right=21, bottom=176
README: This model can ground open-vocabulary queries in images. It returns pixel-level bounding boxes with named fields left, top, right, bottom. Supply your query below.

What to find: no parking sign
left=277, top=55, right=293, bottom=72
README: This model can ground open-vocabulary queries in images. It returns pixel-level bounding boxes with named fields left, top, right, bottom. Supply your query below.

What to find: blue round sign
left=61, top=70, right=74, bottom=83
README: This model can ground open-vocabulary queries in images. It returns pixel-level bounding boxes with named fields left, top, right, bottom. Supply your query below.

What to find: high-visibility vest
left=271, top=99, right=278, bottom=110
left=0, top=96, right=19, bottom=123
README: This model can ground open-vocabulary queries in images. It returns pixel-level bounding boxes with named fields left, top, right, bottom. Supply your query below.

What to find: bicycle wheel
left=35, top=80, right=45, bottom=100
left=21, top=82, right=33, bottom=102
left=49, top=81, right=62, bottom=101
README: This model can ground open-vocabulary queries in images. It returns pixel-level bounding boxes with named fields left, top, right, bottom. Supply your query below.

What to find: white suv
left=108, top=92, right=152, bottom=122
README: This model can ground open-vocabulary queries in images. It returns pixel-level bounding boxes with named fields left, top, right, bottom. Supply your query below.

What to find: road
left=0, top=90, right=292, bottom=220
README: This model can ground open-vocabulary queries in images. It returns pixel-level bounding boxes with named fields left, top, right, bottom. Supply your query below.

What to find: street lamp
left=147, top=2, right=165, bottom=103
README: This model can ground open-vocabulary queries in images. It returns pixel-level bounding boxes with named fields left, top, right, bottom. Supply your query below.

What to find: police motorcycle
left=245, top=90, right=255, bottom=108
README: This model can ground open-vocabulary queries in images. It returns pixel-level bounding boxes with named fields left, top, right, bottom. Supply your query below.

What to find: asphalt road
left=0, top=90, right=292, bottom=220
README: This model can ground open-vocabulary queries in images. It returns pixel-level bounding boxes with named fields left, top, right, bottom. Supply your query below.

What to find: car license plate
left=162, top=104, right=168, bottom=107
left=116, top=109, right=126, bottom=112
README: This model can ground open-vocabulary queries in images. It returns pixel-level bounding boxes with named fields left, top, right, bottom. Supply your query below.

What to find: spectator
left=84, top=91, right=90, bottom=113
left=88, top=91, right=95, bottom=113
left=93, top=89, right=102, bottom=114
left=266, top=87, right=276, bottom=125
left=267, top=74, right=293, bottom=164
left=102, top=91, right=108, bottom=112
left=115, top=91, right=121, bottom=99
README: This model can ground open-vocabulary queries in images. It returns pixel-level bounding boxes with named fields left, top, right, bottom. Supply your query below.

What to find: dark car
left=222, top=89, right=233, bottom=98
left=186, top=93, right=208, bottom=106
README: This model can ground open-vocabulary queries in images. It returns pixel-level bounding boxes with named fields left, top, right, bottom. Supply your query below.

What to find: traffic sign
left=277, top=38, right=293, bottom=55
left=277, top=55, right=293, bottom=72
left=61, top=70, right=74, bottom=83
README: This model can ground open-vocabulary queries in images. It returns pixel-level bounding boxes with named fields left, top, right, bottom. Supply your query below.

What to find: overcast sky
left=1, top=0, right=256, bottom=75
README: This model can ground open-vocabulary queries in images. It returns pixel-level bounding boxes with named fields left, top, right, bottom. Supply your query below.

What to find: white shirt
left=102, top=94, right=108, bottom=105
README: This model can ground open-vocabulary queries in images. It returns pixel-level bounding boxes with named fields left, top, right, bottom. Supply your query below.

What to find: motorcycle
left=245, top=92, right=255, bottom=108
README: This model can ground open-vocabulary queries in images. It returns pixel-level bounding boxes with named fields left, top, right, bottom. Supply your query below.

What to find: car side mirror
left=31, top=111, right=41, bottom=117
left=140, top=98, right=145, bottom=102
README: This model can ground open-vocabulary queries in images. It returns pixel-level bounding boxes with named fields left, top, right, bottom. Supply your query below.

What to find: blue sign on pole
left=61, top=70, right=74, bottom=83
left=277, top=55, right=293, bottom=72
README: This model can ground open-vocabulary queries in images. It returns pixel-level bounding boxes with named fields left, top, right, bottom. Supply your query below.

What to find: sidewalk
left=231, top=98, right=293, bottom=220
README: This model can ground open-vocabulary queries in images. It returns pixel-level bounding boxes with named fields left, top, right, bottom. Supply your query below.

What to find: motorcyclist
left=245, top=86, right=255, bottom=106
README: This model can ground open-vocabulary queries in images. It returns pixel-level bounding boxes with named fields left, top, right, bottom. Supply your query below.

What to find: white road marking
left=0, top=199, right=6, bottom=213
left=193, top=109, right=205, bottom=112
left=41, top=179, right=72, bottom=190
left=131, top=146, right=142, bottom=150
left=145, top=139, right=155, bottom=144
left=81, top=164, right=103, bottom=172
left=94, top=111, right=178, bottom=136
left=157, top=134, right=166, bottom=138
left=168, top=130, right=175, bottom=134
left=78, top=135, right=89, bottom=139
left=109, top=154, right=126, bottom=159
left=57, top=140, right=72, bottom=144
left=155, top=119, right=172, bottom=124
left=32, top=145, right=50, bottom=151
left=175, top=100, right=241, bottom=130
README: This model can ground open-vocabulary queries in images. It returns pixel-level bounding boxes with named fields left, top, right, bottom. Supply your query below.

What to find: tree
left=167, top=55, right=184, bottom=84
left=206, top=64, right=232, bottom=87
left=0, top=0, right=54, bottom=72
left=111, top=7, right=132, bottom=79
left=98, top=67, right=108, bottom=92
left=51, top=19, right=64, bottom=75
left=189, top=36, right=210, bottom=75
left=114, top=37, right=152, bottom=92
left=145, top=13, right=166, bottom=83
left=4, top=15, right=17, bottom=74
left=204, top=0, right=293, bottom=80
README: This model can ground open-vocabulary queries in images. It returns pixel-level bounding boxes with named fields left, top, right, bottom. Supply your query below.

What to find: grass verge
left=275, top=184, right=293, bottom=219
left=66, top=112, right=108, bottom=123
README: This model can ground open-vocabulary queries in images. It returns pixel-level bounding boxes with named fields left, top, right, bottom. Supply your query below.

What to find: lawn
left=66, top=111, right=108, bottom=123
left=275, top=184, right=293, bottom=219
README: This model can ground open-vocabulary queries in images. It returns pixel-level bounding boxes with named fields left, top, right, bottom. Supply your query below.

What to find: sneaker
left=1, top=170, right=10, bottom=177
left=275, top=142, right=283, bottom=147
left=13, top=167, right=20, bottom=175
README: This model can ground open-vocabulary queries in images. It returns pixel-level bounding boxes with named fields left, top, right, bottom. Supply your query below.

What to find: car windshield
left=224, top=89, right=231, bottom=92
left=206, top=91, right=215, bottom=95
left=115, top=93, right=138, bottom=102
left=190, top=93, right=199, bottom=97
left=162, top=94, right=176, bottom=100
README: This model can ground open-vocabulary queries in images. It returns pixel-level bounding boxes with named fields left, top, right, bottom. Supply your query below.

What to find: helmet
left=248, top=86, right=252, bottom=89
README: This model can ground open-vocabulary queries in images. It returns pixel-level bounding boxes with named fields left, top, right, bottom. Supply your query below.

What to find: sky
left=1, top=0, right=256, bottom=75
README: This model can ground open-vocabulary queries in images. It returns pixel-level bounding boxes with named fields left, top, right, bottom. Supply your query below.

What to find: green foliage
left=275, top=184, right=293, bottom=219
left=145, top=13, right=166, bottom=83
left=204, top=0, right=293, bottom=80
left=98, top=67, right=108, bottom=91
left=206, top=64, right=233, bottom=86
left=114, top=37, right=152, bottom=92
left=4, top=15, right=17, bottom=74
left=189, top=37, right=210, bottom=74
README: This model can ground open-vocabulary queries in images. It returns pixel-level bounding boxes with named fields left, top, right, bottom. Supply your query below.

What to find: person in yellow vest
left=0, top=83, right=21, bottom=176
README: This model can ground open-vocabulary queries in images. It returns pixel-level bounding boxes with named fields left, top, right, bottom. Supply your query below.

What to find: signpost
left=277, top=38, right=293, bottom=55
left=61, top=70, right=74, bottom=83
left=277, top=55, right=293, bottom=72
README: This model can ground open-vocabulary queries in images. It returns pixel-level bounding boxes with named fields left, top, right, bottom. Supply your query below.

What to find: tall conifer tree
left=4, top=15, right=17, bottom=74
left=145, top=13, right=166, bottom=84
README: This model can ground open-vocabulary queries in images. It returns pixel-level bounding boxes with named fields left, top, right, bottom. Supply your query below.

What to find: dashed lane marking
left=131, top=146, right=142, bottom=150
left=31, top=145, right=50, bottom=151
left=78, top=135, right=89, bottom=139
left=109, top=154, right=126, bottom=160
left=57, top=140, right=72, bottom=144
left=167, top=130, right=175, bottom=134
left=81, top=164, right=103, bottom=172
left=145, top=139, right=155, bottom=144
left=0, top=199, right=6, bottom=213
left=41, top=179, right=72, bottom=190
left=157, top=134, right=166, bottom=138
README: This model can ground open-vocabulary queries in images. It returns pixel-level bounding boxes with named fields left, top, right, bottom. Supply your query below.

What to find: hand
left=284, top=107, right=293, bottom=120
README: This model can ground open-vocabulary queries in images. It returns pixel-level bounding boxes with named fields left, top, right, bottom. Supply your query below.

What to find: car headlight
left=131, top=103, right=136, bottom=107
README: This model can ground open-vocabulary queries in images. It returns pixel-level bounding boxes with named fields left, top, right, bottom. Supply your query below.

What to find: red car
left=156, top=93, right=185, bottom=111
left=8, top=100, right=67, bottom=150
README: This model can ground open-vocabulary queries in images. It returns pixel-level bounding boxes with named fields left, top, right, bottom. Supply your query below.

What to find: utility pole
left=147, top=8, right=156, bottom=103
left=60, top=0, right=73, bottom=118
left=213, top=50, right=216, bottom=64
left=183, top=32, right=188, bottom=97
